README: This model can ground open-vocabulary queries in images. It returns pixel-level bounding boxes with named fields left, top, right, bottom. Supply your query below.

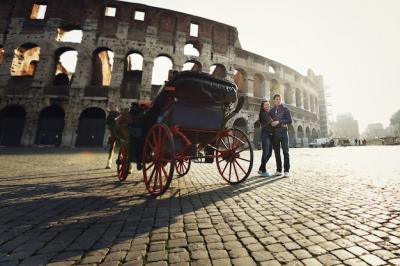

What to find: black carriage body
left=130, top=71, right=238, bottom=162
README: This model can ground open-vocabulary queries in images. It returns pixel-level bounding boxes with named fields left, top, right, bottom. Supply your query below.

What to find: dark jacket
left=269, top=104, right=292, bottom=132
left=259, top=111, right=273, bottom=133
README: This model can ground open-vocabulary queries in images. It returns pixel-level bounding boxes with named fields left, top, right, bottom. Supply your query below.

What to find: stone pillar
left=110, top=55, right=124, bottom=87
left=0, top=51, right=13, bottom=87
left=61, top=103, right=79, bottom=147
left=21, top=103, right=40, bottom=146
left=71, top=52, right=92, bottom=89
left=33, top=53, right=55, bottom=87
left=140, top=59, right=154, bottom=99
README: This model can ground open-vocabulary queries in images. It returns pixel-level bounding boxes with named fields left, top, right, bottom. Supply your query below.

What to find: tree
left=390, top=109, right=400, bottom=136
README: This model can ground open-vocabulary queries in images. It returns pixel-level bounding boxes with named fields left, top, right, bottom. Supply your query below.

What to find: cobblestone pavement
left=0, top=146, right=399, bottom=266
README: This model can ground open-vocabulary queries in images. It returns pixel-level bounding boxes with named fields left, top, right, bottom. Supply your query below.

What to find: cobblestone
left=0, top=147, right=399, bottom=265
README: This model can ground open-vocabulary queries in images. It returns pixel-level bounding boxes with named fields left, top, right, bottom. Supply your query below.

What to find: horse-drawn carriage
left=112, top=71, right=254, bottom=196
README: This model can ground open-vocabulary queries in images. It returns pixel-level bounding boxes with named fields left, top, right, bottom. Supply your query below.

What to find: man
left=269, top=94, right=292, bottom=177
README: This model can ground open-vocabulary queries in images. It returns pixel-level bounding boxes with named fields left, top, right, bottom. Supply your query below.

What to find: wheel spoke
left=221, top=160, right=229, bottom=175
left=236, top=157, right=251, bottom=163
left=145, top=162, right=155, bottom=171
left=228, top=162, right=232, bottom=181
left=153, top=168, right=159, bottom=191
left=234, top=159, right=247, bottom=174
left=235, top=146, right=250, bottom=154
left=148, top=165, right=156, bottom=185
left=232, top=160, right=240, bottom=182
left=221, top=138, right=229, bottom=150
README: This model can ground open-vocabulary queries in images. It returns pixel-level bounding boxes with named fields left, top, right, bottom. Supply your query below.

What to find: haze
left=120, top=0, right=400, bottom=131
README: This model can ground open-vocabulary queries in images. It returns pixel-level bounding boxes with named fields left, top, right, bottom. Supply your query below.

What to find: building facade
left=331, top=113, right=360, bottom=140
left=0, top=0, right=328, bottom=148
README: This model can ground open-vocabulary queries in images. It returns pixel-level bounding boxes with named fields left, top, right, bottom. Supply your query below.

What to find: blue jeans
left=259, top=130, right=272, bottom=172
left=273, top=130, right=290, bottom=172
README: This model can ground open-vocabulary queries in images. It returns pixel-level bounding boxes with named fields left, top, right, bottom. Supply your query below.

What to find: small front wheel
left=216, top=128, right=253, bottom=184
left=175, top=157, right=191, bottom=177
left=116, top=144, right=129, bottom=181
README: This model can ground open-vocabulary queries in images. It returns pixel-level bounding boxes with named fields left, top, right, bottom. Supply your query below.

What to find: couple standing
left=258, top=94, right=292, bottom=178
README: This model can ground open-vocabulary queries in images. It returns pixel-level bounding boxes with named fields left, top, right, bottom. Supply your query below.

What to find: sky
left=120, top=0, right=400, bottom=132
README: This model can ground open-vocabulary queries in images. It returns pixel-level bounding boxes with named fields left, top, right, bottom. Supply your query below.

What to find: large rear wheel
left=142, top=124, right=175, bottom=196
left=216, top=128, right=253, bottom=184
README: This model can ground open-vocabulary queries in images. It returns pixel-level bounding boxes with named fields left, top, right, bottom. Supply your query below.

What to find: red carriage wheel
left=142, top=124, right=175, bottom=196
left=175, top=157, right=191, bottom=177
left=216, top=128, right=253, bottom=184
left=116, top=144, right=129, bottom=181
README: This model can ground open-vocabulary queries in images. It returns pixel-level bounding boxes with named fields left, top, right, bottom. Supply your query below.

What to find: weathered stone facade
left=0, top=0, right=328, bottom=147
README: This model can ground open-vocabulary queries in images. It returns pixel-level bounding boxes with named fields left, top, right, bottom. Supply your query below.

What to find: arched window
left=35, top=105, right=65, bottom=146
left=76, top=107, right=106, bottom=147
left=151, top=55, right=173, bottom=85
left=10, top=43, right=40, bottom=76
left=92, top=48, right=114, bottom=86
left=268, top=65, right=276, bottom=74
left=56, top=25, right=83, bottom=43
left=233, top=69, right=247, bottom=92
left=210, top=64, right=227, bottom=79
left=183, top=43, right=200, bottom=57
left=0, top=105, right=26, bottom=146
left=270, top=79, right=281, bottom=100
left=182, top=60, right=202, bottom=72
left=54, top=48, right=78, bottom=85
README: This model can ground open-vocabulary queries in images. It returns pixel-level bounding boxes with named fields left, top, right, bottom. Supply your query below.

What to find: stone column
left=140, top=59, right=154, bottom=100
left=21, top=102, right=40, bottom=146
left=0, top=51, right=14, bottom=87
left=61, top=102, right=79, bottom=147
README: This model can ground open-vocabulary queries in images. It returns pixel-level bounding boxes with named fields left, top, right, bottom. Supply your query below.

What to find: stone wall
left=0, top=0, right=327, bottom=147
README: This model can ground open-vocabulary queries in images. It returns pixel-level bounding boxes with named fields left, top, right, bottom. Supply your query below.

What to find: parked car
left=309, top=138, right=331, bottom=148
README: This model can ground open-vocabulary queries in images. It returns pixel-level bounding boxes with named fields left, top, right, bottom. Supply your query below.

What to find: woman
left=258, top=100, right=274, bottom=177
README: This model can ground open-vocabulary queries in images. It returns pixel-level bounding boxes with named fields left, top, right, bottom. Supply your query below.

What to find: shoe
left=284, top=172, right=290, bottom=178
left=257, top=170, right=264, bottom=175
left=274, top=171, right=282, bottom=176
left=260, top=171, right=270, bottom=177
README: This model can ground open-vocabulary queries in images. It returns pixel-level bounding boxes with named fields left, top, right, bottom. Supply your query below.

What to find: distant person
left=358, top=139, right=361, bottom=145
left=363, top=139, right=367, bottom=145
left=270, top=94, right=292, bottom=177
left=257, top=100, right=275, bottom=177
left=354, top=138, right=358, bottom=146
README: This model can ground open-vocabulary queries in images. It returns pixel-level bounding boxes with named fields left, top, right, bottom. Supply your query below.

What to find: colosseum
left=0, top=0, right=328, bottom=148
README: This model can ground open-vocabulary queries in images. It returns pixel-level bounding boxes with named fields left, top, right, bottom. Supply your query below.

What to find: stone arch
left=233, top=68, right=247, bottom=92
left=233, top=117, right=248, bottom=133
left=270, top=79, right=281, bottom=100
left=35, top=105, right=65, bottom=146
left=288, top=124, right=296, bottom=148
left=76, top=107, right=106, bottom=147
left=305, top=127, right=311, bottom=142
left=56, top=24, right=83, bottom=43
left=0, top=105, right=27, bottom=146
left=297, top=125, right=304, bottom=147
left=151, top=55, right=174, bottom=85
left=53, top=47, right=78, bottom=86
left=268, top=65, right=276, bottom=74
left=91, top=47, right=114, bottom=86
left=121, top=51, right=144, bottom=98
left=253, top=73, right=265, bottom=98
left=210, top=64, right=227, bottom=79
left=182, top=60, right=202, bottom=72
left=311, top=128, right=318, bottom=140
left=10, top=43, right=40, bottom=77
left=295, top=88, right=302, bottom=107
left=183, top=42, right=200, bottom=57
